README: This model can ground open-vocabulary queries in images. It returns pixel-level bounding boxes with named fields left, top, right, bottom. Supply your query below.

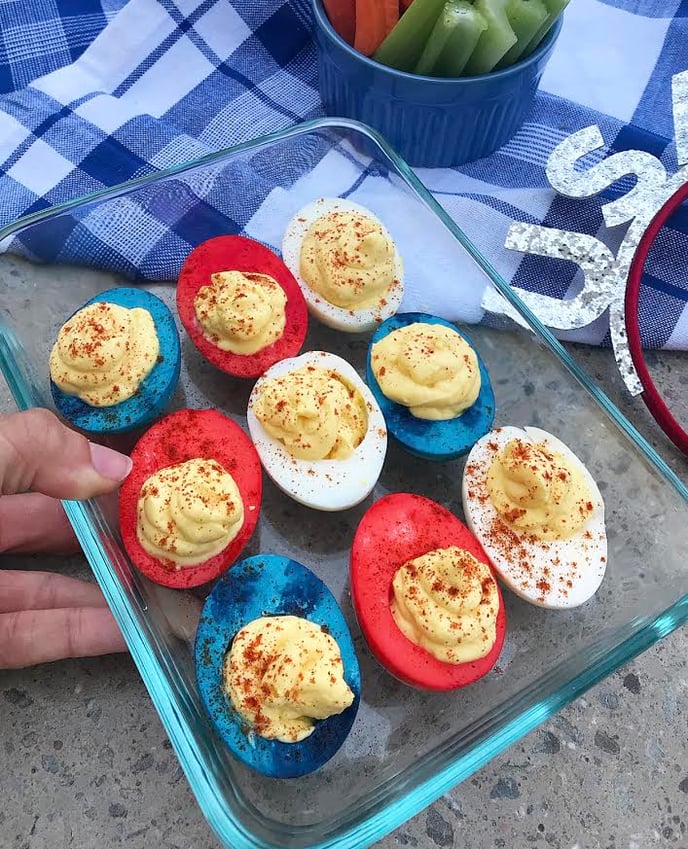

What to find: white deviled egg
left=461, top=426, right=607, bottom=610
left=247, top=350, right=387, bottom=511
left=281, top=198, right=404, bottom=332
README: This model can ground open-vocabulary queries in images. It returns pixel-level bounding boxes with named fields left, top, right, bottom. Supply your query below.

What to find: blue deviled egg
left=366, top=313, right=495, bottom=461
left=195, top=554, right=361, bottom=779
left=49, top=287, right=180, bottom=434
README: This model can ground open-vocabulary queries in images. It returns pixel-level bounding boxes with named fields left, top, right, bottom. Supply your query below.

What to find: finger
left=0, top=493, right=79, bottom=554
left=0, top=409, right=132, bottom=500
left=0, top=571, right=109, bottom=613
left=0, top=607, right=127, bottom=669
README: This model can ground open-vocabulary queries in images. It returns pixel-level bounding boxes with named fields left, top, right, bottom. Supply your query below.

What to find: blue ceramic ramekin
left=312, top=0, right=562, bottom=168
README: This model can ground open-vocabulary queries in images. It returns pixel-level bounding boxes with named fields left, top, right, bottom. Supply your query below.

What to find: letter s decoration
left=484, top=69, right=688, bottom=403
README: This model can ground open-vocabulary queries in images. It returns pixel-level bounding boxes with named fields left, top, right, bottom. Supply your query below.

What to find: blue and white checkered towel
left=0, top=0, right=686, bottom=349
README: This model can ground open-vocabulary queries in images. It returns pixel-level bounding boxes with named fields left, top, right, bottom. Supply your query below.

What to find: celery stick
left=436, top=2, right=489, bottom=76
left=427, top=2, right=488, bottom=77
left=524, top=0, right=570, bottom=55
left=496, top=0, right=548, bottom=69
left=414, top=2, right=459, bottom=76
left=373, top=0, right=447, bottom=72
left=463, top=0, right=517, bottom=76
left=415, top=1, right=487, bottom=76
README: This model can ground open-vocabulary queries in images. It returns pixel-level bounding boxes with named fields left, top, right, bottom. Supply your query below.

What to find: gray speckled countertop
left=2, top=256, right=688, bottom=849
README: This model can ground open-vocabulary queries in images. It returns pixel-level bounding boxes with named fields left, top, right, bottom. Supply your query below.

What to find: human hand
left=0, top=409, right=131, bottom=669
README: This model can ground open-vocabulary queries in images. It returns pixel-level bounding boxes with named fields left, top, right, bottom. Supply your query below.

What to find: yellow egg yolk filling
left=193, top=270, right=287, bottom=355
left=225, top=615, right=354, bottom=742
left=253, top=365, right=368, bottom=460
left=487, top=438, right=595, bottom=541
left=371, top=323, right=481, bottom=420
left=136, top=458, right=244, bottom=568
left=392, top=546, right=498, bottom=664
left=300, top=211, right=397, bottom=310
left=49, top=301, right=159, bottom=407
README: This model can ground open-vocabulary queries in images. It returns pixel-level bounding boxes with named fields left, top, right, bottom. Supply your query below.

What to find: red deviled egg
left=350, top=493, right=505, bottom=691
left=176, top=235, right=308, bottom=378
left=119, top=408, right=262, bottom=589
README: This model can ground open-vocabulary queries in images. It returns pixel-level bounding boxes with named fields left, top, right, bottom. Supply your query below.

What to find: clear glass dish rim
left=1, top=116, right=687, bottom=849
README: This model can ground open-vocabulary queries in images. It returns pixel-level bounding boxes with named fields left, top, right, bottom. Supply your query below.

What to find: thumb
left=0, top=409, right=132, bottom=500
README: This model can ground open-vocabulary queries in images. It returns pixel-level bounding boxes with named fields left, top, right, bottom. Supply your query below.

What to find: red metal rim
left=625, top=181, right=688, bottom=455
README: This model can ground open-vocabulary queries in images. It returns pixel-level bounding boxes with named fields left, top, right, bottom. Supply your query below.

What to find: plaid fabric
left=0, top=0, right=126, bottom=94
left=0, top=0, right=685, bottom=348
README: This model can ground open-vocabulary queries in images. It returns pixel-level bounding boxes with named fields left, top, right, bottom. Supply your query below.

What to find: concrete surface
left=2, top=260, right=688, bottom=848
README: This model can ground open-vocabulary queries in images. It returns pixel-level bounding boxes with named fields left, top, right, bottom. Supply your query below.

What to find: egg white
left=461, top=426, right=607, bottom=610
left=246, top=351, right=388, bottom=511
left=281, top=198, right=404, bottom=333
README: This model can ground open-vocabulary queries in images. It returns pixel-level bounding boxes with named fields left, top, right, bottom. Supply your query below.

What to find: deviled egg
left=119, top=408, right=262, bottom=589
left=49, top=287, right=180, bottom=434
left=351, top=493, right=505, bottom=690
left=281, top=197, right=404, bottom=332
left=366, top=313, right=495, bottom=460
left=176, top=235, right=308, bottom=379
left=462, top=426, right=607, bottom=609
left=246, top=351, right=387, bottom=511
left=195, top=554, right=361, bottom=778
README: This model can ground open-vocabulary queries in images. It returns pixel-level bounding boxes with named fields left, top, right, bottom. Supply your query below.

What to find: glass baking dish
left=1, top=118, right=687, bottom=849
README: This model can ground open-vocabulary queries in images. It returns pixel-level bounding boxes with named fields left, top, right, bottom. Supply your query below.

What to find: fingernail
left=89, top=443, right=133, bottom=482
